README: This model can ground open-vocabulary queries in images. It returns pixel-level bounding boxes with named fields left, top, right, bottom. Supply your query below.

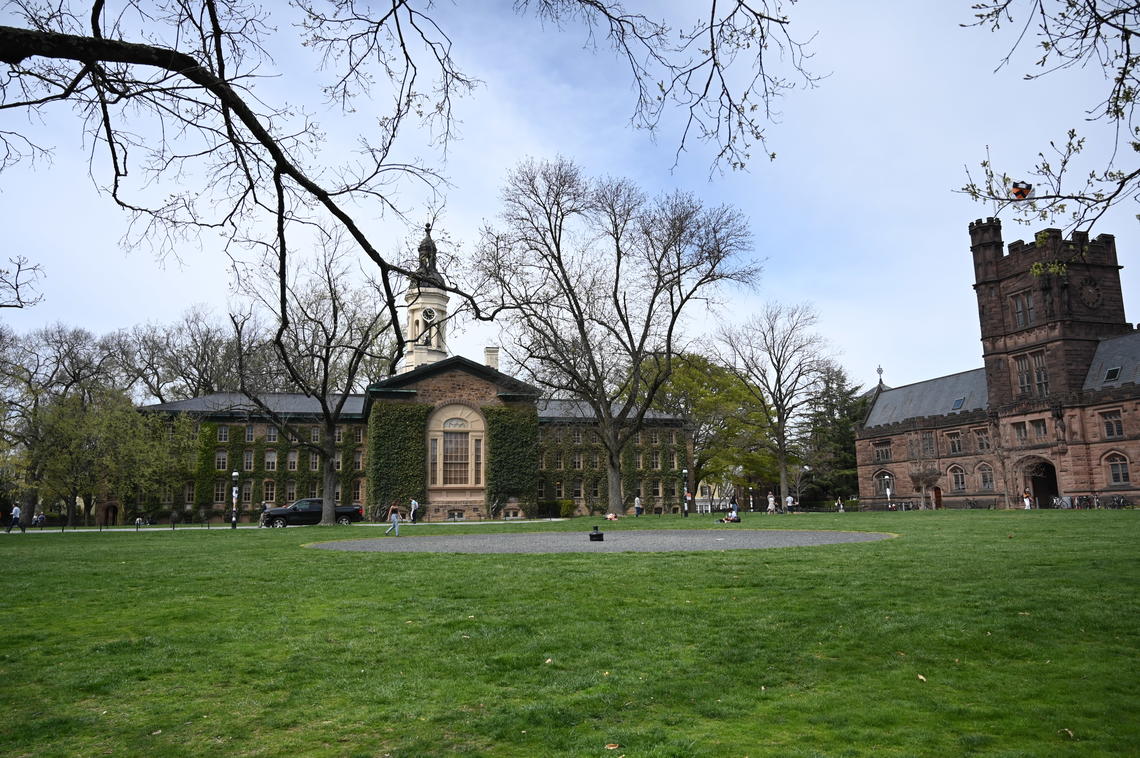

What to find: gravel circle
left=310, top=528, right=894, bottom=554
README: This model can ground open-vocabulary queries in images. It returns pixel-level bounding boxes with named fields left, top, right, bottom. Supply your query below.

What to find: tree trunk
left=606, top=448, right=624, bottom=516
left=777, top=448, right=789, bottom=511
left=321, top=449, right=339, bottom=525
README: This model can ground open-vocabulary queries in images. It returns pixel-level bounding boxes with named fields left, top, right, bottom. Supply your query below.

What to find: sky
left=2, top=2, right=1137, bottom=393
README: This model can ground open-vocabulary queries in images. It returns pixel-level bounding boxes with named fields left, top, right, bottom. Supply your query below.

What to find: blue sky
left=2, top=2, right=1136, bottom=391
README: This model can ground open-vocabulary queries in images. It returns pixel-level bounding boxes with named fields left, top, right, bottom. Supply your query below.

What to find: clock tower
left=402, top=224, right=450, bottom=372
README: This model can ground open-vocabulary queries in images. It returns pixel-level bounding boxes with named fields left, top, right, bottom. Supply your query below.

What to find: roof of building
left=140, top=392, right=367, bottom=418
left=537, top=398, right=682, bottom=423
left=366, top=355, right=541, bottom=399
left=1082, top=331, right=1140, bottom=391
left=862, top=368, right=988, bottom=429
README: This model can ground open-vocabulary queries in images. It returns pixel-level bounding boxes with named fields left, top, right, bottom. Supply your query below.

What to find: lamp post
left=231, top=470, right=239, bottom=529
left=681, top=468, right=689, bottom=517
left=884, top=473, right=892, bottom=511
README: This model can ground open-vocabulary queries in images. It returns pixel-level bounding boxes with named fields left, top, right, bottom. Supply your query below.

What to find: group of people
left=383, top=498, right=419, bottom=536
left=4, top=506, right=47, bottom=533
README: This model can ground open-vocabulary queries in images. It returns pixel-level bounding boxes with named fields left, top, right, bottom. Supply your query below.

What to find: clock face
left=422, top=307, right=437, bottom=322
left=1078, top=277, right=1102, bottom=308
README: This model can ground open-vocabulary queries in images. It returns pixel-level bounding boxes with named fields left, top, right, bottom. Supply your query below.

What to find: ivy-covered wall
left=367, top=402, right=431, bottom=514
left=483, top=405, right=539, bottom=515
left=192, top=421, right=365, bottom=513
left=536, top=423, right=687, bottom=514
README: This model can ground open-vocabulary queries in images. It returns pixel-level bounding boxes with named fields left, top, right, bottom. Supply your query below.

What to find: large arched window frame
left=1104, top=451, right=1131, bottom=486
left=873, top=470, right=894, bottom=496
left=427, top=404, right=485, bottom=488
left=948, top=465, right=966, bottom=492
left=976, top=463, right=994, bottom=491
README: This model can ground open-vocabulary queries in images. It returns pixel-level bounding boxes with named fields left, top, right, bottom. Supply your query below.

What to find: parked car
left=264, top=498, right=364, bottom=527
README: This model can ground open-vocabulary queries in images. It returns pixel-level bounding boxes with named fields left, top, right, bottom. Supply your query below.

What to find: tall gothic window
left=949, top=465, right=965, bottom=492
left=1032, top=352, right=1049, bottom=396
left=978, top=463, right=994, bottom=491
left=1011, top=291, right=1035, bottom=328
left=1015, top=355, right=1032, bottom=396
left=1106, top=453, right=1130, bottom=485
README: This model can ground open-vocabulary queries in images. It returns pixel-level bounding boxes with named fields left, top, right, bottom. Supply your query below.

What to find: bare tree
left=1, top=1, right=815, bottom=346
left=963, top=1, right=1140, bottom=233
left=0, top=256, right=42, bottom=309
left=107, top=307, right=248, bottom=403
left=718, top=303, right=828, bottom=507
left=232, top=240, right=397, bottom=526
left=475, top=157, right=757, bottom=514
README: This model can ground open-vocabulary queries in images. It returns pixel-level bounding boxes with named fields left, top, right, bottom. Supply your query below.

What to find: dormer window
left=951, top=397, right=965, bottom=411
left=1104, top=367, right=1121, bottom=383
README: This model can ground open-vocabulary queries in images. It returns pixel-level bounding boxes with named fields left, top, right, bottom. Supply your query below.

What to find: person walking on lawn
left=384, top=502, right=401, bottom=536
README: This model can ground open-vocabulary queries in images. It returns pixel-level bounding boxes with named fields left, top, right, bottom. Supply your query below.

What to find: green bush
left=558, top=499, right=577, bottom=518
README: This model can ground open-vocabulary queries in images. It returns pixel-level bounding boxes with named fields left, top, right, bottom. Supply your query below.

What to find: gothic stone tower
left=969, top=217, right=1131, bottom=409
left=402, top=224, right=450, bottom=372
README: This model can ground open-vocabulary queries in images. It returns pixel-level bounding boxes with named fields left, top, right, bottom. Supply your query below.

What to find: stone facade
left=855, top=220, right=1139, bottom=509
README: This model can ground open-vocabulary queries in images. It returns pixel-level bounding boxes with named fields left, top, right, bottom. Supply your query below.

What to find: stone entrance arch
left=1016, top=455, right=1059, bottom=508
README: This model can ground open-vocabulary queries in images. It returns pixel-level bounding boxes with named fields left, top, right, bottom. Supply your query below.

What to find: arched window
left=949, top=465, right=966, bottom=492
left=977, top=463, right=994, bottom=491
left=873, top=471, right=893, bottom=496
left=427, top=405, right=485, bottom=488
left=1106, top=453, right=1131, bottom=485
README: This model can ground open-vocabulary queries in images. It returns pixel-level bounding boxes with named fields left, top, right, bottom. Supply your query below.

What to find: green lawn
left=1, top=511, right=1136, bottom=757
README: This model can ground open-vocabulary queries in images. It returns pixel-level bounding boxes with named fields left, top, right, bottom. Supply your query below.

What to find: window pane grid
left=443, top=432, right=469, bottom=485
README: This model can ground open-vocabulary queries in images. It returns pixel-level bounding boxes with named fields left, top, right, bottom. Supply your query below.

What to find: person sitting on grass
left=718, top=507, right=740, bottom=524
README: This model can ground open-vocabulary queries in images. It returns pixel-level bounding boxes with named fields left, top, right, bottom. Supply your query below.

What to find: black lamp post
left=231, top=470, right=239, bottom=529
left=681, top=468, right=689, bottom=517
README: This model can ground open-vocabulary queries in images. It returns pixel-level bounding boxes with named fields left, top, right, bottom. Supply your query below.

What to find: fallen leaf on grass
left=1059, top=728, right=1074, bottom=739
left=605, top=744, right=621, bottom=750
left=917, top=674, right=927, bottom=682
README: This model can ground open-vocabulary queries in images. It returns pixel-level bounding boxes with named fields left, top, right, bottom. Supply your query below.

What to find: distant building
left=142, top=226, right=689, bottom=522
left=855, top=219, right=1139, bottom=508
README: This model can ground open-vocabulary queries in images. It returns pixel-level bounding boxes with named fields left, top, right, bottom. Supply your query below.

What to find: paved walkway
left=310, top=528, right=894, bottom=554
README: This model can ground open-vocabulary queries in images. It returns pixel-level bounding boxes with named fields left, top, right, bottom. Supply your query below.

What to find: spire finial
left=416, top=222, right=443, bottom=286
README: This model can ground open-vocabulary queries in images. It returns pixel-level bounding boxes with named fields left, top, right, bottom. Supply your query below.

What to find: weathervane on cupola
left=401, top=223, right=451, bottom=373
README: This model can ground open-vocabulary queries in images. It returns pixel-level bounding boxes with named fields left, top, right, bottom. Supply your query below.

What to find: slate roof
left=538, top=398, right=682, bottom=423
left=140, top=392, right=367, bottom=418
left=863, top=368, right=988, bottom=429
left=1082, top=331, right=1140, bottom=390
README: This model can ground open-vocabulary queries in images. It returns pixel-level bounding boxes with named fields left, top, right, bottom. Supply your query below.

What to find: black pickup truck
left=263, top=498, right=364, bottom=527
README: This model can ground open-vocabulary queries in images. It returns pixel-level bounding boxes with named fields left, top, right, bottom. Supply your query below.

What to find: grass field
left=1, top=511, right=1136, bottom=757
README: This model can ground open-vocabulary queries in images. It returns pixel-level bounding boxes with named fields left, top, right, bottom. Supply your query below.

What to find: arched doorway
left=1019, top=456, right=1059, bottom=508
left=931, top=486, right=943, bottom=509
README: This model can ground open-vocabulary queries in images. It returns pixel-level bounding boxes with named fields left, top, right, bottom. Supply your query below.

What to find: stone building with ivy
left=855, top=220, right=1139, bottom=509
left=141, top=226, right=690, bottom=521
